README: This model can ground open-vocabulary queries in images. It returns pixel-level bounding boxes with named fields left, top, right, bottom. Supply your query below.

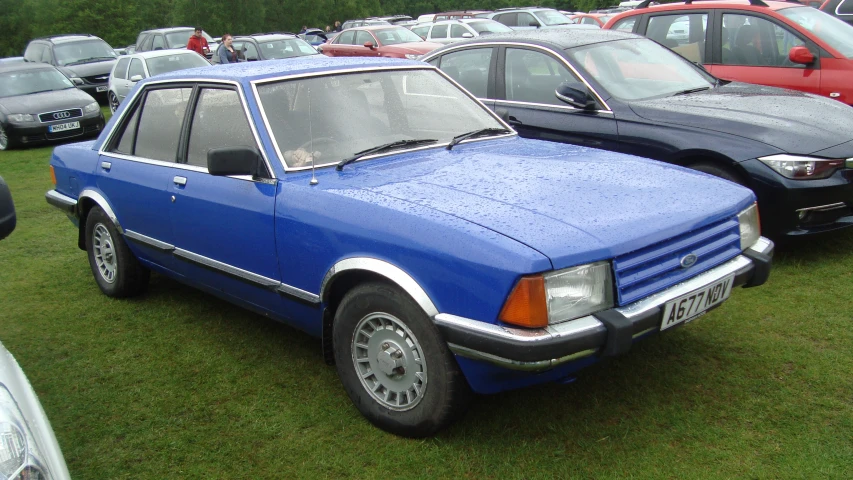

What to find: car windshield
left=374, top=28, right=424, bottom=45
left=259, top=39, right=319, bottom=59
left=166, top=31, right=213, bottom=49
left=256, top=69, right=506, bottom=169
left=537, top=10, right=573, bottom=26
left=0, top=69, right=74, bottom=97
left=145, top=53, right=210, bottom=76
left=469, top=21, right=513, bottom=34
left=54, top=40, right=117, bottom=66
left=778, top=6, right=853, bottom=59
left=567, top=38, right=713, bottom=101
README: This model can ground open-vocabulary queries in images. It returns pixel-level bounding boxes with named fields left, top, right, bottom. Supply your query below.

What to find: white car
left=107, top=50, right=210, bottom=113
left=410, top=19, right=513, bottom=44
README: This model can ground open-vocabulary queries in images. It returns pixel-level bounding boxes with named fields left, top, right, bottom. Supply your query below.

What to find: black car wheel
left=85, top=206, right=149, bottom=297
left=108, top=92, right=120, bottom=114
left=333, top=282, right=472, bottom=437
left=0, top=124, right=15, bottom=151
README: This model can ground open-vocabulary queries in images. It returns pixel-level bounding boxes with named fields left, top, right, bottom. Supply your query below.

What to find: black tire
left=85, top=206, right=149, bottom=297
left=333, top=282, right=472, bottom=437
left=108, top=92, right=120, bottom=114
left=0, top=124, right=16, bottom=151
left=689, top=161, right=746, bottom=187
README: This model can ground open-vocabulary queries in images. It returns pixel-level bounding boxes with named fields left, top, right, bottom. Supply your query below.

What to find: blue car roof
left=155, top=56, right=427, bottom=84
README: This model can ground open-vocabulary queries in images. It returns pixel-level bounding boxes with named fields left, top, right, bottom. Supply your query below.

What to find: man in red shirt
left=186, top=27, right=209, bottom=57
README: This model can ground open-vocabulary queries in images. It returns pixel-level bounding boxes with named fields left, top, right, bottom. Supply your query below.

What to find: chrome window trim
left=98, top=77, right=275, bottom=179
left=78, top=189, right=123, bottom=233
left=99, top=151, right=209, bottom=173
left=250, top=65, right=516, bottom=173
left=321, top=257, right=439, bottom=317
left=493, top=98, right=613, bottom=115
left=837, top=0, right=853, bottom=16
left=421, top=41, right=612, bottom=112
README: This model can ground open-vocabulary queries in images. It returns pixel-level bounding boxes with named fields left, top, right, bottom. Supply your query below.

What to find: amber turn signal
left=50, top=165, right=56, bottom=185
left=498, top=275, right=548, bottom=328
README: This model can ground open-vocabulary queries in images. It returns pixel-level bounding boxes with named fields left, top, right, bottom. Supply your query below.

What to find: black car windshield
left=256, top=69, right=507, bottom=169
left=258, top=39, right=319, bottom=59
left=166, top=31, right=213, bottom=48
left=567, top=38, right=714, bottom=101
left=537, top=10, right=573, bottom=26
left=145, top=52, right=210, bottom=76
left=373, top=28, right=424, bottom=45
left=0, top=69, right=75, bottom=97
left=54, top=40, right=117, bottom=66
left=778, top=6, right=853, bottom=59
left=469, top=21, right=513, bottom=34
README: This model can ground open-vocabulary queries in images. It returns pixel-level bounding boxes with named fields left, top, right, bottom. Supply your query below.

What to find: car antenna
left=308, top=86, right=318, bottom=185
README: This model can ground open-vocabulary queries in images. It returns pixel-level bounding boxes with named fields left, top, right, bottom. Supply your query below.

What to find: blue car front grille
left=613, top=217, right=741, bottom=306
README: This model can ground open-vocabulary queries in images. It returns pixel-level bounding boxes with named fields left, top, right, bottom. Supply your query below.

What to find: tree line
left=0, top=0, right=622, bottom=57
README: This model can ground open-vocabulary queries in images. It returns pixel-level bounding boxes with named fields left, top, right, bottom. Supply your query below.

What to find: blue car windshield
left=778, top=6, right=853, bottom=59
left=0, top=69, right=74, bottom=97
left=567, top=38, right=714, bottom=101
left=256, top=69, right=506, bottom=169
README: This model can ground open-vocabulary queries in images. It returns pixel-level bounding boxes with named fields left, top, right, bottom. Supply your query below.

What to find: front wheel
left=108, top=92, right=120, bottom=113
left=0, top=124, right=15, bottom=151
left=333, top=282, right=472, bottom=437
left=85, top=206, right=149, bottom=297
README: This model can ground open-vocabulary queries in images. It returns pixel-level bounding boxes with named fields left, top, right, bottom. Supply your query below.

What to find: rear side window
left=114, top=58, right=130, bottom=80
left=612, top=17, right=637, bottom=32
left=112, top=103, right=141, bottom=155
left=134, top=88, right=192, bottom=162
left=186, top=89, right=256, bottom=168
left=647, top=13, right=708, bottom=63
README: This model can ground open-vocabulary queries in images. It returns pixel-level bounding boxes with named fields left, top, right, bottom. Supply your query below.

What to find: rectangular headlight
left=544, top=261, right=613, bottom=324
left=7, top=114, right=34, bottom=123
left=737, top=202, right=760, bottom=250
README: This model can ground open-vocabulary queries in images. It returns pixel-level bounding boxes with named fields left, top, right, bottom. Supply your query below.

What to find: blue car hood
left=332, top=137, right=755, bottom=269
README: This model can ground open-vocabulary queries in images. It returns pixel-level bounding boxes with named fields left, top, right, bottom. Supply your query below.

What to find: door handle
left=507, top=116, right=522, bottom=126
left=100, top=161, right=111, bottom=171
left=173, top=176, right=187, bottom=186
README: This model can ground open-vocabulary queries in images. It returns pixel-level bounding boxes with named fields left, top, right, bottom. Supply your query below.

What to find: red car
left=604, top=0, right=853, bottom=105
left=570, top=13, right=613, bottom=26
left=319, top=26, right=442, bottom=59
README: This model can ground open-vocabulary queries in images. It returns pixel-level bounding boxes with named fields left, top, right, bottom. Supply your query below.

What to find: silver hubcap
left=352, top=313, right=427, bottom=411
left=0, top=125, right=8, bottom=149
left=92, top=223, right=117, bottom=283
left=109, top=94, right=119, bottom=113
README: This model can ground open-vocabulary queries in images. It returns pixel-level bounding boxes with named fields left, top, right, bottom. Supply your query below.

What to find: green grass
left=1, top=109, right=852, bottom=478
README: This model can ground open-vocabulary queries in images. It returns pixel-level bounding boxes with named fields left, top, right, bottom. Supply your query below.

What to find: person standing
left=218, top=34, right=237, bottom=64
left=334, top=21, right=342, bottom=32
left=186, top=27, right=209, bottom=57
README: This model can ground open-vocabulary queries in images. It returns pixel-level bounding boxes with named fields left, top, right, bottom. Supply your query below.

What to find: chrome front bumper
left=435, top=237, right=774, bottom=372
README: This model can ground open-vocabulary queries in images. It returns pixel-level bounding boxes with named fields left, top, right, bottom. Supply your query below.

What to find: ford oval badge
left=680, top=253, right=698, bottom=269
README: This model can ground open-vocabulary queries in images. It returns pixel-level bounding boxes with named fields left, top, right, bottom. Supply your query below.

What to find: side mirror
left=461, top=32, right=474, bottom=39
left=363, top=41, right=375, bottom=49
left=130, top=74, right=143, bottom=82
left=555, top=81, right=597, bottom=110
left=529, top=22, right=541, bottom=28
left=789, top=46, right=815, bottom=65
left=71, top=77, right=84, bottom=85
left=154, top=46, right=163, bottom=51
left=207, top=146, right=264, bottom=177
left=0, top=175, right=16, bottom=241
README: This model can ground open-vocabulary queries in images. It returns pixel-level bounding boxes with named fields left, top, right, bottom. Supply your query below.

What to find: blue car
left=45, top=57, right=773, bottom=437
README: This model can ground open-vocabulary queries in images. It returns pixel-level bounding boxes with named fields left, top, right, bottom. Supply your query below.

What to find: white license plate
left=49, top=121, right=80, bottom=133
left=660, top=274, right=734, bottom=331
left=96, top=86, right=108, bottom=92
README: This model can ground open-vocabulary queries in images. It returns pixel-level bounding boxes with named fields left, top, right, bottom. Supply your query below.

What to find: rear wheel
left=85, top=206, right=149, bottom=297
left=333, top=282, right=472, bottom=437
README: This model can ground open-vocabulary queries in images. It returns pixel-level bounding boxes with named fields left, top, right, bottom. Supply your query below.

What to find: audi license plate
left=96, top=86, right=108, bottom=92
left=660, top=275, right=734, bottom=331
left=49, top=121, right=80, bottom=133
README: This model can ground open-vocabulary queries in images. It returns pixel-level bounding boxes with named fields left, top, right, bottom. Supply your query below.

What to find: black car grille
left=38, top=108, right=83, bottom=123
left=612, top=217, right=742, bottom=306
left=83, top=75, right=109, bottom=84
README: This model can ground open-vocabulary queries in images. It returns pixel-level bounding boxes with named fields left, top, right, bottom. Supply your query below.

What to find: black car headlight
left=6, top=114, right=34, bottom=123
left=758, top=154, right=845, bottom=180
left=83, top=102, right=100, bottom=114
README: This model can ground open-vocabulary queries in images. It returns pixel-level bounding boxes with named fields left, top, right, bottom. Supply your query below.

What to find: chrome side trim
left=78, top=189, right=123, bottom=233
left=434, top=313, right=604, bottom=344
left=321, top=257, right=439, bottom=317
left=795, top=202, right=847, bottom=213
left=276, top=284, right=321, bottom=304
left=174, top=248, right=281, bottom=288
left=99, top=152, right=209, bottom=173
left=616, top=254, right=752, bottom=320
left=45, top=190, right=77, bottom=214
left=448, top=343, right=598, bottom=372
left=123, top=230, right=175, bottom=252
left=493, top=98, right=613, bottom=115
left=746, top=236, right=773, bottom=256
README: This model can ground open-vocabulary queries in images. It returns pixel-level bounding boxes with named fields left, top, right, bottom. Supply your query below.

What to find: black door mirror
left=529, top=22, right=541, bottom=28
left=0, top=175, right=16, bottom=241
left=555, top=81, right=597, bottom=110
left=207, top=146, right=265, bottom=177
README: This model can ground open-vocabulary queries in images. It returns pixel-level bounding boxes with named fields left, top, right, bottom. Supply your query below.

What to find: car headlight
left=499, top=261, right=614, bottom=328
left=737, top=202, right=761, bottom=250
left=7, top=114, right=34, bottom=123
left=404, top=54, right=420, bottom=60
left=83, top=101, right=99, bottom=113
left=758, top=154, right=844, bottom=180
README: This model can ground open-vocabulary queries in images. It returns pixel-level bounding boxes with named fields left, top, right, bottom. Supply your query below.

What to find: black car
left=422, top=30, right=853, bottom=238
left=23, top=34, right=117, bottom=103
left=211, top=33, right=319, bottom=64
left=820, top=0, right=853, bottom=26
left=0, top=62, right=104, bottom=150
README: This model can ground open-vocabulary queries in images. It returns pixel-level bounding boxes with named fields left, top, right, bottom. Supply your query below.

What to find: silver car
left=410, top=19, right=512, bottom=45
left=107, top=50, right=210, bottom=113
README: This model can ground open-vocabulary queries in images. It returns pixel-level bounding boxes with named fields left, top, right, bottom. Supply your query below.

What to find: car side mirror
left=130, top=74, right=143, bottom=82
left=789, top=46, right=815, bottom=65
left=207, top=146, right=265, bottom=177
left=154, top=46, right=163, bottom=51
left=529, top=22, right=541, bottom=28
left=363, top=41, right=375, bottom=49
left=0, top=176, right=16, bottom=241
left=555, top=81, right=597, bottom=110
left=71, top=77, right=84, bottom=85
left=461, top=32, right=474, bottom=39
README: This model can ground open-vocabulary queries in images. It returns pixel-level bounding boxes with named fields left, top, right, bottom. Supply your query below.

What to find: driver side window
left=186, top=89, right=257, bottom=168
left=504, top=48, right=580, bottom=106
left=721, top=14, right=804, bottom=67
left=336, top=31, right=355, bottom=45
left=152, top=35, right=165, bottom=50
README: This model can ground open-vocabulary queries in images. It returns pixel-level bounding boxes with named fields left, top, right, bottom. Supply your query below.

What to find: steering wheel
left=296, top=136, right=337, bottom=153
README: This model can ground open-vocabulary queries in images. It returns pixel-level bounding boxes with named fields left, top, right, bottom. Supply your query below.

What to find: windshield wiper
left=24, top=90, right=54, bottom=95
left=64, top=56, right=113, bottom=66
left=336, top=138, right=438, bottom=171
left=445, top=127, right=511, bottom=150
left=672, top=86, right=712, bottom=97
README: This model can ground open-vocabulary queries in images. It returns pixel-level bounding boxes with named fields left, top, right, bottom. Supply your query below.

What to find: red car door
left=324, top=30, right=356, bottom=57
left=355, top=30, right=382, bottom=58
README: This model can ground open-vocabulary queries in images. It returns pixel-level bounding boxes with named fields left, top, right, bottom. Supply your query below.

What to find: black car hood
left=0, top=88, right=95, bottom=115
left=629, top=82, right=853, bottom=156
left=58, top=60, right=115, bottom=79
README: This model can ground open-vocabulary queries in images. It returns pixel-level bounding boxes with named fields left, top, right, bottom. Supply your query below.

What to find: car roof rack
left=34, top=33, right=96, bottom=42
left=495, top=6, right=545, bottom=11
left=636, top=0, right=768, bottom=7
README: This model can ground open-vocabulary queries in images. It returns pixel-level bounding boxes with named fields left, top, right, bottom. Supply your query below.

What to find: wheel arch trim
left=78, top=189, right=123, bottom=233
